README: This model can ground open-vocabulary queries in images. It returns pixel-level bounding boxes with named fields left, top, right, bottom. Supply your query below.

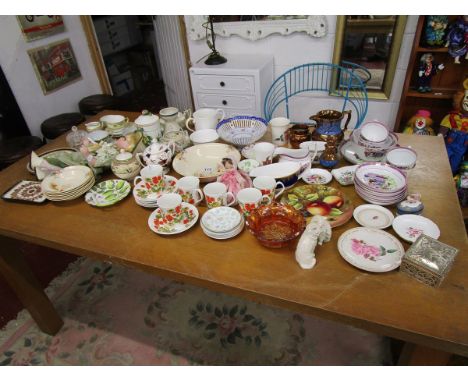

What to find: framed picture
left=17, top=16, right=65, bottom=42
left=28, top=39, right=82, bottom=95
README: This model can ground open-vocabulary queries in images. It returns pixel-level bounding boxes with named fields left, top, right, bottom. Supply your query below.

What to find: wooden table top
left=1, top=111, right=467, bottom=356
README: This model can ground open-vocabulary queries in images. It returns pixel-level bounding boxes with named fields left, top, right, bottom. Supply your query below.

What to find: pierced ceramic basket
left=216, top=116, right=267, bottom=147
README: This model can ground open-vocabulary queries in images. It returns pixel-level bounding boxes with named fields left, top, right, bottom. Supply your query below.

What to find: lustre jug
left=310, top=109, right=351, bottom=144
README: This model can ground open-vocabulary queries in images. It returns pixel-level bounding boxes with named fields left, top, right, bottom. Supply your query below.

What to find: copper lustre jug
left=309, top=109, right=352, bottom=144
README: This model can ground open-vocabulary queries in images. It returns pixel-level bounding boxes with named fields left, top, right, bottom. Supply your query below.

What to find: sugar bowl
left=111, top=150, right=141, bottom=180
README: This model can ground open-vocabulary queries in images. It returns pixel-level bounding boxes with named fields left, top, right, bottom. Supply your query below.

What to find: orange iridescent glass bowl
left=246, top=202, right=306, bottom=248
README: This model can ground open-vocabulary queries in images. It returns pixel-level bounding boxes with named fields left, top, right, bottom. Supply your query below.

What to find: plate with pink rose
left=338, top=227, right=404, bottom=272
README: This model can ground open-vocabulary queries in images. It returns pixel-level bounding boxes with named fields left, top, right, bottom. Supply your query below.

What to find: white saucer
left=353, top=204, right=394, bottom=229
left=148, top=202, right=199, bottom=235
left=392, top=214, right=440, bottom=243
left=300, top=168, right=332, bottom=185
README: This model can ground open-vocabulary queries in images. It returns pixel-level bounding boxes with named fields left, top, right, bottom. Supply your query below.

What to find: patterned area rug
left=0, top=258, right=392, bottom=365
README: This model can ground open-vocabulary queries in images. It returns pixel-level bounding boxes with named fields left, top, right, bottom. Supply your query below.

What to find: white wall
left=0, top=16, right=101, bottom=137
left=186, top=16, right=418, bottom=131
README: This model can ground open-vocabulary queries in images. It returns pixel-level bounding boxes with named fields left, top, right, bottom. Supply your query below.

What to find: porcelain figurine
left=417, top=53, right=445, bottom=92
left=295, top=215, right=332, bottom=270
left=403, top=110, right=435, bottom=136
left=446, top=16, right=468, bottom=64
left=216, top=157, right=252, bottom=196
left=424, top=16, right=448, bottom=47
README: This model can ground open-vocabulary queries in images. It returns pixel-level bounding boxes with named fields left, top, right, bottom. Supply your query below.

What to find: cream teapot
left=136, top=141, right=176, bottom=173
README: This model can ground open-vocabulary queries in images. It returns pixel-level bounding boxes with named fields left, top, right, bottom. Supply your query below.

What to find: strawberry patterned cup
left=237, top=188, right=271, bottom=217
left=203, top=182, right=235, bottom=209
left=134, top=164, right=165, bottom=192
left=253, top=176, right=285, bottom=204
left=156, top=193, right=183, bottom=226
left=176, top=176, right=204, bottom=205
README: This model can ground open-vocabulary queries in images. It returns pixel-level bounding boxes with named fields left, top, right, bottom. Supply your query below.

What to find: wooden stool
left=0, top=136, right=43, bottom=169
left=40, top=113, right=85, bottom=140
left=78, top=94, right=123, bottom=116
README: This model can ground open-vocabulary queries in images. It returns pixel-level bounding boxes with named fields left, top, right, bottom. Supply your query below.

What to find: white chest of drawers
left=189, top=54, right=274, bottom=119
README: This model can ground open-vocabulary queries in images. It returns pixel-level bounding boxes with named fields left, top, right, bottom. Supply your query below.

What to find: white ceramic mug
left=134, top=164, right=165, bottom=190
left=156, top=193, right=183, bottom=225
left=253, top=176, right=285, bottom=202
left=270, top=117, right=290, bottom=147
left=236, top=188, right=272, bottom=216
left=176, top=176, right=204, bottom=205
left=253, top=142, right=275, bottom=165
left=203, top=182, right=235, bottom=209
left=186, top=108, right=226, bottom=131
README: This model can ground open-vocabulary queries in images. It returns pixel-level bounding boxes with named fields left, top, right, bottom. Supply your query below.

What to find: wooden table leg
left=0, top=236, right=63, bottom=335
left=398, top=343, right=452, bottom=365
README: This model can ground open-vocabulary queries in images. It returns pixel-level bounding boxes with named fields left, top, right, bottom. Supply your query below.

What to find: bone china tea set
left=12, top=107, right=457, bottom=288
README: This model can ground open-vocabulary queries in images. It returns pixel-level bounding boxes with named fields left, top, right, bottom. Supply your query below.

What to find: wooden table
left=1, top=111, right=467, bottom=365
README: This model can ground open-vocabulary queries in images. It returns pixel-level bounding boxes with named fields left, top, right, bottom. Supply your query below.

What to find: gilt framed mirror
left=332, top=16, right=407, bottom=99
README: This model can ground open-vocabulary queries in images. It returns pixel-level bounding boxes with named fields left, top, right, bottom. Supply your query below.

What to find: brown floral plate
left=2, top=180, right=47, bottom=204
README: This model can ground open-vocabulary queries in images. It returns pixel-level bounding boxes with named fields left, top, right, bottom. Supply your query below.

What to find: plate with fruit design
left=279, top=184, right=353, bottom=227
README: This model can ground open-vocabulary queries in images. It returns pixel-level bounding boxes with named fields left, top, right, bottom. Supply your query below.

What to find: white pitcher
left=185, top=108, right=225, bottom=131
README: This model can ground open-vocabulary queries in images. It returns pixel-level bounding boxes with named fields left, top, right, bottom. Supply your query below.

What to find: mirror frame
left=332, top=16, right=407, bottom=100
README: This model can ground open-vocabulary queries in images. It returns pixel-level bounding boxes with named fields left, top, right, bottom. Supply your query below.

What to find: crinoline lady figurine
left=417, top=53, right=445, bottom=93
left=217, top=156, right=252, bottom=196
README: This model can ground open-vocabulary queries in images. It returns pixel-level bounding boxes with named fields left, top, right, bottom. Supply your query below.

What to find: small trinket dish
left=300, top=168, right=332, bottom=185
left=331, top=165, right=358, bottom=186
left=400, top=234, right=459, bottom=287
left=1, top=180, right=46, bottom=204
left=396, top=194, right=424, bottom=215
left=353, top=204, right=394, bottom=229
left=238, top=159, right=260, bottom=173
left=392, top=214, right=440, bottom=243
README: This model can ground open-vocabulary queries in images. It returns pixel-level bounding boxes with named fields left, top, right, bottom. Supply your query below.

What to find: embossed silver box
left=400, top=234, right=459, bottom=287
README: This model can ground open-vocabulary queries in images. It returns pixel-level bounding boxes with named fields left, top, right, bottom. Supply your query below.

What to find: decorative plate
left=148, top=202, right=199, bottom=235
left=338, top=227, right=404, bottom=272
left=353, top=204, right=394, bottom=229
left=331, top=165, right=359, bottom=186
left=354, top=163, right=406, bottom=192
left=28, top=148, right=80, bottom=174
left=41, top=166, right=93, bottom=193
left=279, top=184, right=353, bottom=227
left=201, top=207, right=242, bottom=233
left=216, top=116, right=267, bottom=147
left=392, top=215, right=440, bottom=243
left=2, top=180, right=46, bottom=204
left=85, top=179, right=131, bottom=207
left=172, top=143, right=241, bottom=183
left=133, top=175, right=177, bottom=201
left=300, top=168, right=332, bottom=185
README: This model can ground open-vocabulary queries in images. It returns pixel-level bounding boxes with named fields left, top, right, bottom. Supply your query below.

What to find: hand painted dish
left=279, top=184, right=353, bottom=227
left=392, top=215, right=440, bottom=243
left=338, top=227, right=404, bottom=272
left=354, top=163, right=407, bottom=192
left=238, top=159, right=259, bottom=173
left=1, top=180, right=46, bottom=204
left=85, top=179, right=131, bottom=207
left=300, top=168, right=332, bottom=185
left=331, top=165, right=358, bottom=186
left=172, top=143, right=241, bottom=182
left=28, top=148, right=79, bottom=174
left=148, top=202, right=199, bottom=235
left=353, top=204, right=394, bottom=229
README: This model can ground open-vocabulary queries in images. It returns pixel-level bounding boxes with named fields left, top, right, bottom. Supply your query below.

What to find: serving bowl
left=246, top=202, right=306, bottom=248
left=216, top=116, right=267, bottom=146
left=172, top=143, right=241, bottom=183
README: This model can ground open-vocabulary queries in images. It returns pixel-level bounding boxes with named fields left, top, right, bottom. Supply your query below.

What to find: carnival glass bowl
left=246, top=202, right=306, bottom=248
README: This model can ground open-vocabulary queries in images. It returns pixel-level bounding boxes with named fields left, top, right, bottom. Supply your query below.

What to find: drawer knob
left=220, top=81, right=225, bottom=87
left=222, top=100, right=227, bottom=106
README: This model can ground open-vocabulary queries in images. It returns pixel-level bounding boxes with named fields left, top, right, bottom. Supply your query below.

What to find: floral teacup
left=236, top=188, right=271, bottom=217
left=134, top=164, right=165, bottom=192
left=252, top=176, right=285, bottom=204
left=176, top=176, right=204, bottom=205
left=203, top=182, right=235, bottom=209
left=156, top=193, right=183, bottom=226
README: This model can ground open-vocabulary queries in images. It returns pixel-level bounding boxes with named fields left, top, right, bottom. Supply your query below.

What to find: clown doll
left=403, top=110, right=435, bottom=135
left=445, top=16, right=468, bottom=64
left=417, top=53, right=445, bottom=93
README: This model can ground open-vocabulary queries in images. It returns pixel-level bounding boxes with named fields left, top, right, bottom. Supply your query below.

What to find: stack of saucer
left=132, top=175, right=177, bottom=208
left=41, top=166, right=95, bottom=201
left=201, top=207, right=244, bottom=240
left=354, top=163, right=407, bottom=206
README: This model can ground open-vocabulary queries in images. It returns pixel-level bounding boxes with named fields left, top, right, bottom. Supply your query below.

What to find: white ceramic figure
left=295, top=215, right=332, bottom=269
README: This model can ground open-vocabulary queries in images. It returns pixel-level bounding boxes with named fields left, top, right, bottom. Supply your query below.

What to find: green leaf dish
left=85, top=179, right=131, bottom=207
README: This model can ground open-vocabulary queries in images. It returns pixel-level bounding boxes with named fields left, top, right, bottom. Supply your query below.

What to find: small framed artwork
left=17, top=15, right=65, bottom=42
left=28, top=39, right=82, bottom=95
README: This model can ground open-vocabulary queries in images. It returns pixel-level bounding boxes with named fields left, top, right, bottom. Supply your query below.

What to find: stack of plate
left=201, top=207, right=244, bottom=240
left=354, top=163, right=407, bottom=206
left=41, top=166, right=95, bottom=201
